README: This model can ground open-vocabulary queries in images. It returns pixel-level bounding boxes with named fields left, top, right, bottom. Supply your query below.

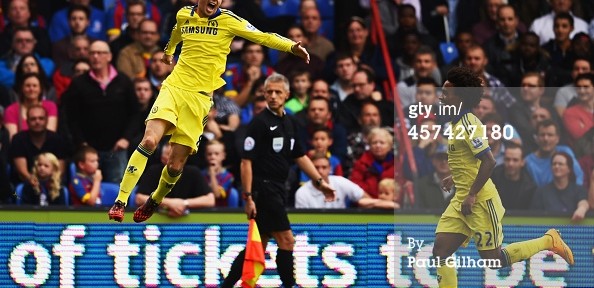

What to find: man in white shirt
left=530, top=0, right=588, bottom=45
left=295, top=153, right=396, bottom=209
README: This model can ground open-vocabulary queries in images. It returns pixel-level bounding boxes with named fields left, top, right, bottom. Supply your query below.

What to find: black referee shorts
left=253, top=179, right=291, bottom=235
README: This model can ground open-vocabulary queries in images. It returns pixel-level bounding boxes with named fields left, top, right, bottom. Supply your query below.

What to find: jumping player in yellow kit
left=108, top=0, right=310, bottom=223
left=433, top=67, right=574, bottom=287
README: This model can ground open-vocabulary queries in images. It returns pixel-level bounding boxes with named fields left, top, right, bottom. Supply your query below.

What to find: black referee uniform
left=242, top=107, right=304, bottom=235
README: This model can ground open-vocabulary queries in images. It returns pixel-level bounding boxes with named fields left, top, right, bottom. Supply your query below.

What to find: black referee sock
left=276, top=249, right=295, bottom=287
left=221, top=249, right=245, bottom=288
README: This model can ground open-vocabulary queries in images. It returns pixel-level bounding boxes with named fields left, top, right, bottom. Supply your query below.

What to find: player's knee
left=276, top=234, right=295, bottom=250
left=140, top=135, right=159, bottom=151
left=432, top=242, right=448, bottom=258
left=165, top=163, right=183, bottom=176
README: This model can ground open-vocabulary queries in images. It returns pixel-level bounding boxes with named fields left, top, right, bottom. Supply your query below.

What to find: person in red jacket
left=350, top=127, right=400, bottom=198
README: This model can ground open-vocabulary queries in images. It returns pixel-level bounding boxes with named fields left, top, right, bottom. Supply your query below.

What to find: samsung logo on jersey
left=181, top=26, right=218, bottom=35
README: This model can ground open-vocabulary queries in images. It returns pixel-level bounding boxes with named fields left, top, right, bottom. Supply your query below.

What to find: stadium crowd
left=0, top=0, right=593, bottom=219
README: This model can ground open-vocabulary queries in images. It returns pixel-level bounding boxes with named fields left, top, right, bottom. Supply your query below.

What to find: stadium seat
left=100, top=182, right=120, bottom=207
left=62, top=187, right=70, bottom=206
left=15, top=183, right=23, bottom=205
left=228, top=187, right=240, bottom=208
left=261, top=0, right=300, bottom=17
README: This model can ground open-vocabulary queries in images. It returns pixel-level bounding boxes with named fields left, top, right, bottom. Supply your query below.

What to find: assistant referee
left=222, top=73, right=335, bottom=287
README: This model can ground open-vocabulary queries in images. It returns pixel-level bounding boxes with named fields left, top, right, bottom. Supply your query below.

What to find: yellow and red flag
left=241, top=219, right=265, bottom=288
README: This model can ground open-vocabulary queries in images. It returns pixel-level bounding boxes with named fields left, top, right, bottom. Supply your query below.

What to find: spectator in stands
left=563, top=73, right=594, bottom=143
left=12, top=54, right=56, bottom=102
left=117, top=19, right=160, bottom=80
left=63, top=41, right=139, bottom=183
left=0, top=27, right=55, bottom=88
left=472, top=0, right=527, bottom=45
left=203, top=107, right=223, bottom=142
left=554, top=57, right=591, bottom=116
left=301, top=7, right=334, bottom=62
left=202, top=140, right=235, bottom=207
left=239, top=78, right=266, bottom=125
left=392, top=4, right=438, bottom=59
left=376, top=0, right=424, bottom=38
left=483, top=113, right=510, bottom=165
left=415, top=143, right=453, bottom=209
left=0, top=109, right=10, bottom=203
left=310, top=79, right=340, bottom=116
left=420, top=0, right=449, bottom=42
left=463, top=45, right=515, bottom=117
left=397, top=46, right=441, bottom=108
left=286, top=69, right=312, bottom=114
left=136, top=142, right=215, bottom=216
left=274, top=25, right=324, bottom=79
left=404, top=77, right=444, bottom=125
left=341, top=68, right=394, bottom=131
left=129, top=78, right=156, bottom=152
left=572, top=32, right=594, bottom=66
left=298, top=96, right=347, bottom=162
left=439, top=30, right=476, bottom=77
left=491, top=143, right=536, bottom=210
left=350, top=127, right=399, bottom=198
left=295, top=153, right=396, bottom=209
left=345, top=101, right=385, bottom=175
left=543, top=13, right=576, bottom=77
left=147, top=51, right=174, bottom=93
left=9, top=104, right=67, bottom=185
left=52, top=5, right=94, bottom=68
left=329, top=52, right=356, bottom=101
left=69, top=145, right=102, bottom=206
left=20, top=152, right=66, bottom=206
left=109, top=0, right=146, bottom=63
left=106, top=0, right=161, bottom=41
left=531, top=151, right=589, bottom=222
left=530, top=0, right=588, bottom=45
left=299, top=127, right=343, bottom=184
left=509, top=73, right=557, bottom=152
left=506, top=32, right=550, bottom=87
left=332, top=16, right=388, bottom=82
left=525, top=119, right=584, bottom=187
left=403, top=118, right=444, bottom=180
left=223, top=41, right=274, bottom=107
left=48, top=0, right=106, bottom=43
left=4, top=73, right=58, bottom=140
left=0, top=0, right=52, bottom=58
left=378, top=178, right=400, bottom=209
left=54, top=56, right=90, bottom=100
left=483, top=5, right=522, bottom=86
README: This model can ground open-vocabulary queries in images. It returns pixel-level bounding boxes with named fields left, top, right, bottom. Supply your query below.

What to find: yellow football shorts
left=146, top=83, right=213, bottom=154
left=436, top=196, right=505, bottom=251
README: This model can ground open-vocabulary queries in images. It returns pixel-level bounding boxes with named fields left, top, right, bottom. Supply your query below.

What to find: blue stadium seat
left=100, top=182, right=120, bottom=207
left=62, top=187, right=70, bottom=206
left=15, top=183, right=24, bottom=205
left=228, top=187, right=240, bottom=208
left=69, top=162, right=77, bottom=180
left=261, top=0, right=300, bottom=17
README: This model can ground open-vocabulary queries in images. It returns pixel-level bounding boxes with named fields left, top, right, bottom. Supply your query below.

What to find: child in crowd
left=286, top=69, right=312, bottom=114
left=202, top=140, right=235, bottom=207
left=69, top=146, right=102, bottom=206
left=21, top=153, right=65, bottom=206
left=378, top=178, right=400, bottom=209
left=300, top=127, right=343, bottom=184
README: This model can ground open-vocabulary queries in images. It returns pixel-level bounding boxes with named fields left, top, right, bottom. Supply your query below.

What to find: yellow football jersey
left=447, top=112, right=499, bottom=208
left=163, top=7, right=295, bottom=92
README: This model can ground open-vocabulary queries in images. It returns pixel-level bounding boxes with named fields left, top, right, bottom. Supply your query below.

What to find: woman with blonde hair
left=20, top=152, right=65, bottom=206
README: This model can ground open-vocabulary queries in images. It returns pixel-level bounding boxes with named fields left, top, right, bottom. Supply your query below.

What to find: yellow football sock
left=501, top=236, right=552, bottom=266
left=151, top=166, right=182, bottom=203
left=117, top=144, right=154, bottom=205
left=437, top=258, right=457, bottom=288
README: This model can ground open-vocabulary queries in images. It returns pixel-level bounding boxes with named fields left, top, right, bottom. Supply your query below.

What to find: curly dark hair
left=446, top=67, right=483, bottom=110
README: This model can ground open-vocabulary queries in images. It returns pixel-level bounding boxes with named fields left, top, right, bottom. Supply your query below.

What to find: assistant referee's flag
left=241, top=219, right=265, bottom=288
